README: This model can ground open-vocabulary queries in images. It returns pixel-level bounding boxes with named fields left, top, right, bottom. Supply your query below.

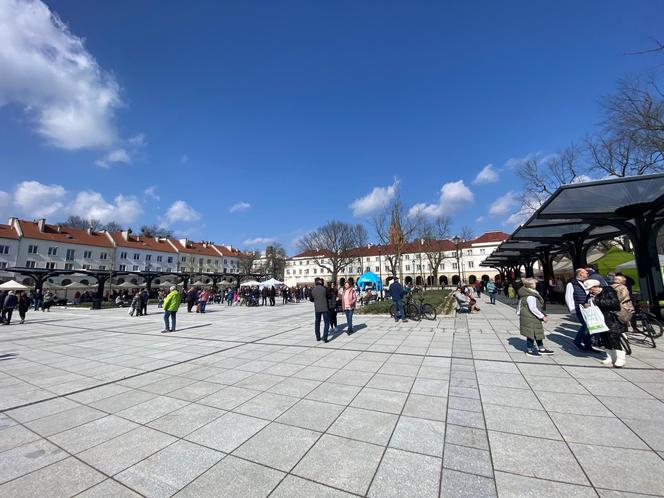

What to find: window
left=286, top=270, right=290, bottom=275
left=100, top=252, right=108, bottom=260
left=207, top=259, right=211, bottom=264
left=405, top=265, right=410, bottom=271
left=224, top=258, right=228, bottom=263
left=313, top=268, right=317, bottom=274
left=66, top=249, right=75, bottom=261
left=133, top=265, right=139, bottom=271
left=375, top=266, right=379, bottom=272
left=26, top=260, right=36, bottom=268
left=441, top=264, right=445, bottom=271
left=452, top=263, right=458, bottom=269
left=28, top=245, right=38, bottom=254
left=167, top=257, right=173, bottom=263
left=468, top=261, right=474, bottom=268
left=305, top=269, right=309, bottom=275
left=145, top=254, right=151, bottom=261
left=299, top=269, right=302, bottom=275
left=156, top=255, right=162, bottom=262
left=480, top=248, right=486, bottom=255
left=48, top=247, right=57, bottom=256
left=84, top=250, right=92, bottom=258
left=133, top=253, right=140, bottom=260
left=182, top=257, right=186, bottom=262
left=417, top=264, right=421, bottom=270
left=119, top=264, right=126, bottom=271
left=199, top=258, right=204, bottom=265
left=466, top=249, right=472, bottom=256
left=98, top=265, right=106, bottom=270
left=120, top=252, right=127, bottom=259
left=165, top=267, right=171, bottom=272
left=45, top=262, right=56, bottom=269
left=356, top=268, right=361, bottom=273
left=0, top=262, right=6, bottom=269
left=405, top=254, right=410, bottom=260
left=64, top=263, right=73, bottom=270
left=0, top=245, right=9, bottom=254
left=82, top=264, right=91, bottom=270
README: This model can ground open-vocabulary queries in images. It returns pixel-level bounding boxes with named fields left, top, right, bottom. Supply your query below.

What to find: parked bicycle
left=619, top=303, right=661, bottom=354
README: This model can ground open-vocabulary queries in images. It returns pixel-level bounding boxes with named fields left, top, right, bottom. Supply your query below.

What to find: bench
left=454, top=295, right=471, bottom=314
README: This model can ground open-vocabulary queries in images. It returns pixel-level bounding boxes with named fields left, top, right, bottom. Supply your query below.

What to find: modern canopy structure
left=481, top=173, right=664, bottom=316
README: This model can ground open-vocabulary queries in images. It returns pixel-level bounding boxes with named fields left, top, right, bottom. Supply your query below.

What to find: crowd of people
left=0, top=288, right=60, bottom=325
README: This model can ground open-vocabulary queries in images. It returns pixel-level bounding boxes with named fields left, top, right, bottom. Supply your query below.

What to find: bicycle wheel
left=642, top=317, right=658, bottom=348
left=421, top=303, right=437, bottom=320
left=646, top=314, right=664, bottom=338
left=619, top=333, right=632, bottom=356
left=406, top=303, right=420, bottom=321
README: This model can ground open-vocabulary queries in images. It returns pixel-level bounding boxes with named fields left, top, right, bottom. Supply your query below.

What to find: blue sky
left=1, top=0, right=662, bottom=253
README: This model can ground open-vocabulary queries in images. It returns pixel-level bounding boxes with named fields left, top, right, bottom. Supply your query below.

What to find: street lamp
left=378, top=246, right=383, bottom=295
left=452, top=235, right=462, bottom=285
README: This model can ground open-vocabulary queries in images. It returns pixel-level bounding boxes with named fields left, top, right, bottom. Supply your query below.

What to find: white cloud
left=69, top=191, right=142, bottom=224
left=488, top=191, right=518, bottom=216
left=350, top=180, right=398, bottom=216
left=243, top=237, right=277, bottom=245
left=229, top=201, right=251, bottom=213
left=143, top=186, right=159, bottom=201
left=475, top=216, right=485, bottom=223
left=14, top=180, right=66, bottom=218
left=473, top=164, right=499, bottom=184
left=164, top=200, right=200, bottom=224
left=95, top=148, right=130, bottom=168
left=407, top=180, right=474, bottom=218
left=0, top=0, right=122, bottom=150
left=504, top=192, right=546, bottom=227
left=128, top=133, right=145, bottom=146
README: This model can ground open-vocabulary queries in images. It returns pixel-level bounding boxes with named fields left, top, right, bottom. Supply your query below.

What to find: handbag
left=580, top=301, right=610, bottom=334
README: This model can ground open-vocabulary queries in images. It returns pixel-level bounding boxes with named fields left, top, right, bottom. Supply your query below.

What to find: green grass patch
left=593, top=247, right=640, bottom=291
left=357, top=289, right=451, bottom=315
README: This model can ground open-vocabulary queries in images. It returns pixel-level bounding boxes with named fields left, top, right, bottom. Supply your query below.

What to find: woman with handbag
left=517, top=278, right=552, bottom=357
left=341, top=281, right=357, bottom=335
left=584, top=279, right=626, bottom=367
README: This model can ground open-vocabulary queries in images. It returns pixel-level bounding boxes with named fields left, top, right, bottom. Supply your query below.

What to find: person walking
left=1, top=291, right=18, bottom=325
left=226, top=288, right=235, bottom=306
left=17, top=291, right=30, bottom=324
left=162, top=286, right=181, bottom=333
left=388, top=277, right=408, bottom=323
left=33, top=289, right=42, bottom=311
left=341, top=281, right=357, bottom=335
left=42, top=290, right=54, bottom=311
left=129, top=291, right=141, bottom=317
left=487, top=279, right=497, bottom=305
left=269, top=286, right=276, bottom=306
left=327, top=282, right=338, bottom=333
left=310, top=278, right=331, bottom=342
left=565, top=268, right=593, bottom=352
left=584, top=279, right=627, bottom=367
left=140, top=288, right=149, bottom=316
left=198, top=289, right=210, bottom=313
left=186, top=287, right=197, bottom=313
left=261, top=286, right=268, bottom=306
left=517, top=278, right=553, bottom=357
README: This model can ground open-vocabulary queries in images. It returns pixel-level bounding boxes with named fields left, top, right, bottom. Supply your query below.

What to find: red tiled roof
left=19, top=220, right=113, bottom=248
left=214, top=244, right=242, bottom=257
left=0, top=224, right=19, bottom=240
left=108, top=232, right=177, bottom=253
left=170, top=240, right=220, bottom=257
left=471, top=231, right=510, bottom=244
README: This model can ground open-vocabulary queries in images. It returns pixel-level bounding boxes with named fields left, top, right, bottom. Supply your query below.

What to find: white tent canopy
left=615, top=255, right=664, bottom=271
left=0, top=280, right=29, bottom=291
left=116, top=281, right=144, bottom=288
left=260, top=278, right=284, bottom=287
left=65, top=282, right=94, bottom=290
left=240, top=280, right=261, bottom=287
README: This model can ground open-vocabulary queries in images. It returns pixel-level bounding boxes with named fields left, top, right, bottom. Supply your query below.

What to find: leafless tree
left=238, top=249, right=260, bottom=275
left=459, top=225, right=475, bottom=242
left=298, top=221, right=368, bottom=283
left=140, top=224, right=174, bottom=238
left=103, top=221, right=124, bottom=233
left=373, top=189, right=420, bottom=280
left=517, top=145, right=584, bottom=210
left=416, top=215, right=452, bottom=284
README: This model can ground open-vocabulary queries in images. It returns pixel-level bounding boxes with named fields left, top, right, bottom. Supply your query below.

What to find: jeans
left=345, top=309, right=354, bottom=331
left=392, top=300, right=406, bottom=321
left=199, top=301, right=207, bottom=313
left=526, top=337, right=543, bottom=351
left=164, top=310, right=177, bottom=331
left=574, top=307, right=589, bottom=348
left=489, top=292, right=496, bottom=304
left=315, top=311, right=330, bottom=340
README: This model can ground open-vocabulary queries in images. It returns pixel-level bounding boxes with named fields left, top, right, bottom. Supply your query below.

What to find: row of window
left=285, top=260, right=476, bottom=276
left=288, top=249, right=487, bottom=267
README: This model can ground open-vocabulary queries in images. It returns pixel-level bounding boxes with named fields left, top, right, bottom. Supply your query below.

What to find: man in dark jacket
left=2, top=291, right=18, bottom=325
left=139, top=288, right=149, bottom=316
left=565, top=268, right=593, bottom=351
left=388, top=277, right=408, bottom=323
left=310, top=278, right=331, bottom=342
left=186, top=287, right=198, bottom=312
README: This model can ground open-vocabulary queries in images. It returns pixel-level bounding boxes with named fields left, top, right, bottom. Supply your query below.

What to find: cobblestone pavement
left=1, top=295, right=664, bottom=497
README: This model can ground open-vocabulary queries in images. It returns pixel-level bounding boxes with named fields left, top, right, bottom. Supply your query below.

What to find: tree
left=238, top=250, right=260, bottom=275
left=416, top=215, right=452, bottom=285
left=140, top=224, right=173, bottom=238
left=264, top=243, right=287, bottom=280
left=459, top=225, right=475, bottom=242
left=516, top=145, right=583, bottom=210
left=373, top=186, right=420, bottom=280
left=298, top=221, right=368, bottom=283
left=103, top=221, right=124, bottom=233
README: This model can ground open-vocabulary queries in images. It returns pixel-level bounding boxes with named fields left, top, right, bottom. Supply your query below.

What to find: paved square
left=1, top=295, right=664, bottom=496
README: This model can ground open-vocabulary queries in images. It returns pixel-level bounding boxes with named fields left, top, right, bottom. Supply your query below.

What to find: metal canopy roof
left=536, top=173, right=664, bottom=220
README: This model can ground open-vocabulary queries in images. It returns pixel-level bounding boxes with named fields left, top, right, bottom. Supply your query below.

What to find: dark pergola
left=481, top=173, right=664, bottom=316
left=6, top=267, right=270, bottom=309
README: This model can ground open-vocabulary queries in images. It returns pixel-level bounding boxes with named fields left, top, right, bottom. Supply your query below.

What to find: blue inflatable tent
left=356, top=271, right=383, bottom=291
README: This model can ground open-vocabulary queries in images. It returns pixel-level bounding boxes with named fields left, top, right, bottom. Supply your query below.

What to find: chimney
left=87, top=228, right=92, bottom=235
left=37, top=218, right=46, bottom=232
left=121, top=230, right=130, bottom=241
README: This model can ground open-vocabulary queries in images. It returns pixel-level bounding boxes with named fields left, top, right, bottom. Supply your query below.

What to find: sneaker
left=538, top=348, right=554, bottom=355
left=161, top=329, right=170, bottom=334
left=402, top=319, right=409, bottom=323
left=526, top=349, right=541, bottom=357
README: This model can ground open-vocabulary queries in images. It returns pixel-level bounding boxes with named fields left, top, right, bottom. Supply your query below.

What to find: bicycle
left=405, top=294, right=437, bottom=321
